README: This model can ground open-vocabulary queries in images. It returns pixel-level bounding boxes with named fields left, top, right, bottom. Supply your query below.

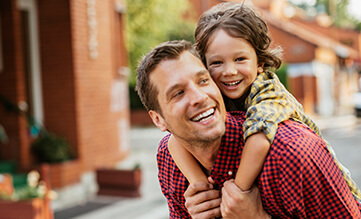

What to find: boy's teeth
left=192, top=108, right=215, bottom=122
left=224, top=80, right=241, bottom=86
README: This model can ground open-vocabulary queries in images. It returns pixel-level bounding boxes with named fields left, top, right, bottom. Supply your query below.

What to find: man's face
left=149, top=51, right=227, bottom=146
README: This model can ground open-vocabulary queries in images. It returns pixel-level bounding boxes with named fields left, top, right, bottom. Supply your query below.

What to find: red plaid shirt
left=157, top=112, right=361, bottom=218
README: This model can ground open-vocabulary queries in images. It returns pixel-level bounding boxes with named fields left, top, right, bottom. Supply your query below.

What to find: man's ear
left=149, top=110, right=167, bottom=132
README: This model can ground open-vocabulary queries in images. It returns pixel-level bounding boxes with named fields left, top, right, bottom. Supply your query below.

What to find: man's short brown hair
left=136, top=40, right=200, bottom=113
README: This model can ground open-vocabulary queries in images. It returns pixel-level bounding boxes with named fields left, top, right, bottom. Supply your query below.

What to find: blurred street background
left=0, top=0, right=361, bottom=218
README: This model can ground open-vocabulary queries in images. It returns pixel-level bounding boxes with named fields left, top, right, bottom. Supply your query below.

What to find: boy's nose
left=223, top=63, right=237, bottom=76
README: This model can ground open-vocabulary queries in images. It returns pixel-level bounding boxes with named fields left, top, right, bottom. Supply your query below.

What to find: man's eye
left=200, top=78, right=209, bottom=84
left=173, top=90, right=184, bottom=98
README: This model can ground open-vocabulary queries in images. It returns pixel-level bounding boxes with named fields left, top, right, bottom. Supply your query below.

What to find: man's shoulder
left=275, top=120, right=323, bottom=148
left=157, top=134, right=174, bottom=182
left=158, top=133, right=171, bottom=152
left=156, top=133, right=187, bottom=199
left=157, top=134, right=173, bottom=165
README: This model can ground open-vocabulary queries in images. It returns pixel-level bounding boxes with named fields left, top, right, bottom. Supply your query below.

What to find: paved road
left=322, top=118, right=361, bottom=187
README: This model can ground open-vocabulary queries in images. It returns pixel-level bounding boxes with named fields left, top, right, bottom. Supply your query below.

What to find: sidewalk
left=311, top=114, right=358, bottom=130
left=53, top=113, right=360, bottom=218
left=54, top=127, right=169, bottom=219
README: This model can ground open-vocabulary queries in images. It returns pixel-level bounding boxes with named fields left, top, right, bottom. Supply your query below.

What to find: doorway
left=18, top=0, right=43, bottom=127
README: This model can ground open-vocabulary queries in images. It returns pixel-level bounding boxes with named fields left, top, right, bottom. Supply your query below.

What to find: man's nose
left=223, top=62, right=237, bottom=76
left=188, top=84, right=208, bottom=106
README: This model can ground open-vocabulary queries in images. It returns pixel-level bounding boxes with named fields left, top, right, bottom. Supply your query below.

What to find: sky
left=288, top=0, right=361, bottom=20
left=348, top=0, right=361, bottom=20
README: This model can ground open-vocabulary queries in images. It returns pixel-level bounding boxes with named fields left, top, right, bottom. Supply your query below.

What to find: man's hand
left=221, top=179, right=271, bottom=219
left=184, top=182, right=221, bottom=219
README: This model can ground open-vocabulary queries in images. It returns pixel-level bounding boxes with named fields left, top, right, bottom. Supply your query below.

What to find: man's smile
left=191, top=108, right=215, bottom=122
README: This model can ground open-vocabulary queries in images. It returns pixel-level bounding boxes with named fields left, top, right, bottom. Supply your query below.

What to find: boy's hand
left=184, top=181, right=221, bottom=219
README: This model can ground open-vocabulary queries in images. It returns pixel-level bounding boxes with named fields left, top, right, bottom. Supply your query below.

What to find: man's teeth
left=224, top=80, right=241, bottom=86
left=192, top=108, right=215, bottom=122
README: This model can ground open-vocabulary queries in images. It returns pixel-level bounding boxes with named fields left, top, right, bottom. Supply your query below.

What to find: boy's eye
left=235, top=57, right=246, bottom=62
left=210, top=61, right=222, bottom=66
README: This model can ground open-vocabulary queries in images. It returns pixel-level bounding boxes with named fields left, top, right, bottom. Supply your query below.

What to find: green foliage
left=289, top=0, right=360, bottom=30
left=31, top=132, right=74, bottom=163
left=276, top=64, right=289, bottom=90
left=0, top=124, right=8, bottom=144
left=10, top=186, right=43, bottom=201
left=0, top=171, right=47, bottom=201
left=0, top=185, right=40, bottom=201
left=125, top=0, right=196, bottom=86
left=129, top=84, right=145, bottom=110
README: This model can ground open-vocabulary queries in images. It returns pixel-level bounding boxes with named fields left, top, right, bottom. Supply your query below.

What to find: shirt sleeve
left=243, top=71, right=304, bottom=143
left=157, top=135, right=191, bottom=219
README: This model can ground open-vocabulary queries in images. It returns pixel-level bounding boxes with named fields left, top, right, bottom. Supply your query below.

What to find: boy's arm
left=235, top=132, right=270, bottom=191
left=168, top=135, right=208, bottom=184
left=244, top=71, right=304, bottom=143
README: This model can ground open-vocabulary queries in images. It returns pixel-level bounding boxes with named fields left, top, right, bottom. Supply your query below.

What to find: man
left=136, top=40, right=361, bottom=218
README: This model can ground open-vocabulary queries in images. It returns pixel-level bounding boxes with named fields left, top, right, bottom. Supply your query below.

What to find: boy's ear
left=257, top=63, right=265, bottom=73
left=149, top=110, right=167, bottom=132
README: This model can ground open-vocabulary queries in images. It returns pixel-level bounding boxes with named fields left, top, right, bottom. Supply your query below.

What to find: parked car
left=354, top=92, right=361, bottom=117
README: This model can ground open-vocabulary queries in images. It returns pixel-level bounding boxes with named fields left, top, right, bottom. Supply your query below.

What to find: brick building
left=0, top=0, right=129, bottom=190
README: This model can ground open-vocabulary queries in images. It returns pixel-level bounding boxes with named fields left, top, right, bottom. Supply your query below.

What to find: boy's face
left=148, top=51, right=227, bottom=146
left=205, top=29, right=263, bottom=100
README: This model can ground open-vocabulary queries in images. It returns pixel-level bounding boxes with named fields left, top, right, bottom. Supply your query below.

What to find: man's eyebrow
left=196, top=69, right=210, bottom=77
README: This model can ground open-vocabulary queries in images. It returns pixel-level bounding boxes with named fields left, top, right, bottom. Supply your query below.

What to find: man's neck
left=184, top=138, right=222, bottom=172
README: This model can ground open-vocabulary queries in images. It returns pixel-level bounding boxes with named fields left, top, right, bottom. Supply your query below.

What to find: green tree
left=125, top=0, right=196, bottom=110
left=316, top=0, right=356, bottom=28
left=125, top=0, right=196, bottom=86
left=288, top=0, right=361, bottom=30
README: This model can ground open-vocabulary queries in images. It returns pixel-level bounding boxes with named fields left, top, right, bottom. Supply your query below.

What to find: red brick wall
left=36, top=0, right=80, bottom=187
left=38, top=0, right=79, bottom=154
left=268, top=23, right=316, bottom=63
left=69, top=0, right=129, bottom=171
left=0, top=0, right=30, bottom=169
left=35, top=0, right=129, bottom=187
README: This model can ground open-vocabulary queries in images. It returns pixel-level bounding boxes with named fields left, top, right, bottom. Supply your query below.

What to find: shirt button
left=228, top=171, right=233, bottom=176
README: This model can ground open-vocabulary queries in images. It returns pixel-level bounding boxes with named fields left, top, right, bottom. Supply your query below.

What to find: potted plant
left=30, top=131, right=81, bottom=188
left=96, top=164, right=142, bottom=197
left=31, top=131, right=74, bottom=164
left=0, top=95, right=79, bottom=189
left=0, top=170, right=56, bottom=219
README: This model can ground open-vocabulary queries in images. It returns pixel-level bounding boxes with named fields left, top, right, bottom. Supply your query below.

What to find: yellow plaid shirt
left=232, top=70, right=361, bottom=203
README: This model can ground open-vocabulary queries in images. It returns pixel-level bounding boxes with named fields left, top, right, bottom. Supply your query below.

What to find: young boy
left=168, top=2, right=361, bottom=202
